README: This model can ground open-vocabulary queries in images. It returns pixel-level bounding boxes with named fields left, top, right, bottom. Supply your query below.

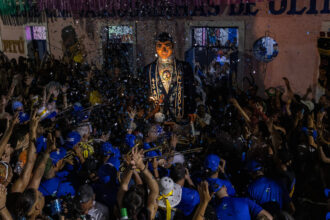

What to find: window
left=188, top=27, right=239, bottom=88
left=25, top=26, right=47, bottom=59
left=101, top=25, right=135, bottom=73
left=108, top=25, right=133, bottom=43
left=192, top=27, right=238, bottom=67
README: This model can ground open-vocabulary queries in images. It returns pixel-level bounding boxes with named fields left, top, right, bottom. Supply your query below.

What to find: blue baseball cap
left=73, top=102, right=83, bottom=112
left=19, top=112, right=30, bottom=123
left=36, top=136, right=47, bottom=153
left=39, top=177, right=60, bottom=196
left=12, top=101, right=23, bottom=111
left=125, top=134, right=136, bottom=148
left=39, top=176, right=75, bottom=197
left=65, top=131, right=81, bottom=149
left=57, top=181, right=76, bottom=197
left=207, top=178, right=225, bottom=193
left=247, top=160, right=262, bottom=172
left=204, top=154, right=221, bottom=172
left=98, top=164, right=117, bottom=184
left=50, top=147, right=67, bottom=165
left=100, top=142, right=114, bottom=156
left=177, top=187, right=200, bottom=216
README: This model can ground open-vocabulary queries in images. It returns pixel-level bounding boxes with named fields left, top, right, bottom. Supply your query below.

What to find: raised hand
left=197, top=181, right=214, bottom=204
left=29, top=110, right=41, bottom=139
left=128, top=108, right=137, bottom=120
left=1, top=96, right=7, bottom=106
left=131, top=146, right=145, bottom=170
left=219, top=158, right=226, bottom=174
left=229, top=98, right=239, bottom=106
left=152, top=157, right=158, bottom=170
left=46, top=133, right=57, bottom=153
left=11, top=112, right=19, bottom=126
left=185, top=168, right=191, bottom=180
left=86, top=71, right=93, bottom=82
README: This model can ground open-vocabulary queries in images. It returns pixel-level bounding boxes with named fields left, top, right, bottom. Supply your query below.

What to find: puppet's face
left=156, top=41, right=173, bottom=59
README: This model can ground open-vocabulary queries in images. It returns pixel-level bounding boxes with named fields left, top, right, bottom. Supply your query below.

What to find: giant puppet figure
left=144, top=32, right=196, bottom=122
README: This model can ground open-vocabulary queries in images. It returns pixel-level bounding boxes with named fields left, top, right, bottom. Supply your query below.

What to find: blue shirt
left=176, top=187, right=200, bottom=216
left=39, top=173, right=75, bottom=197
left=216, top=197, right=263, bottom=220
left=207, top=177, right=236, bottom=196
left=248, top=176, right=290, bottom=209
left=106, top=146, right=121, bottom=171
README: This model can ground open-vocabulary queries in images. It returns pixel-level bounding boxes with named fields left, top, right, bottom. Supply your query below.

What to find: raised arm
left=117, top=168, right=133, bottom=209
left=23, top=74, right=34, bottom=98
left=28, top=133, right=56, bottom=189
left=131, top=147, right=159, bottom=215
left=127, top=109, right=136, bottom=135
left=302, top=85, right=312, bottom=100
left=318, top=146, right=330, bottom=164
left=282, top=77, right=295, bottom=103
left=11, top=111, right=40, bottom=193
left=6, top=75, right=18, bottom=101
left=0, top=114, right=19, bottom=158
left=193, top=181, right=214, bottom=220
left=230, top=98, right=251, bottom=123
left=0, top=184, right=12, bottom=220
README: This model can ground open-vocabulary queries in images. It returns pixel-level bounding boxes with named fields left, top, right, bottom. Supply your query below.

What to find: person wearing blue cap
left=12, top=101, right=30, bottom=123
left=12, top=101, right=23, bottom=112
left=93, top=162, right=118, bottom=210
left=100, top=142, right=121, bottom=171
left=206, top=178, right=273, bottom=220
left=39, top=147, right=76, bottom=197
left=170, top=163, right=200, bottom=218
left=246, top=160, right=295, bottom=215
left=39, top=172, right=76, bottom=197
left=125, top=133, right=136, bottom=148
left=92, top=141, right=121, bottom=210
left=204, top=154, right=236, bottom=196
left=63, top=131, right=84, bottom=168
left=65, top=131, right=81, bottom=149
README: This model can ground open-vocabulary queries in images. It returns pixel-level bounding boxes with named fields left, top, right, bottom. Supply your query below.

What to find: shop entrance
left=25, top=26, right=47, bottom=60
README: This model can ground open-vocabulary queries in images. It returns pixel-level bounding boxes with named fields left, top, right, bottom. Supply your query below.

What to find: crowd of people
left=0, top=49, right=329, bottom=220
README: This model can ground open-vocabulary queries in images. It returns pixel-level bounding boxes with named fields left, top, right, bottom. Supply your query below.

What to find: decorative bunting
left=0, top=0, right=271, bottom=16
left=37, top=0, right=269, bottom=12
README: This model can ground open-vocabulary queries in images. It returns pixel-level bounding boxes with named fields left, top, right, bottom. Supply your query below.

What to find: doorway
left=25, top=25, right=47, bottom=60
